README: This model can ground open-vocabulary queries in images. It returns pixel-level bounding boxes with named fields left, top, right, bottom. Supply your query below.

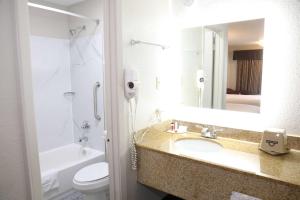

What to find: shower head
left=69, top=25, right=86, bottom=36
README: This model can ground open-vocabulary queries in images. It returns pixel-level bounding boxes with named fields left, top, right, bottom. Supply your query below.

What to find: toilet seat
left=73, top=162, right=109, bottom=193
left=75, top=162, right=109, bottom=182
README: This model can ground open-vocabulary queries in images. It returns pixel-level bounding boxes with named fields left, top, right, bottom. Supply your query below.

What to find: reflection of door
left=212, top=29, right=228, bottom=109
left=181, top=27, right=203, bottom=107
left=202, top=28, right=214, bottom=108
left=202, top=27, right=227, bottom=109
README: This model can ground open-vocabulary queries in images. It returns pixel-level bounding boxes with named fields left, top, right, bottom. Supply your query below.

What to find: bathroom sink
left=174, top=138, right=223, bottom=154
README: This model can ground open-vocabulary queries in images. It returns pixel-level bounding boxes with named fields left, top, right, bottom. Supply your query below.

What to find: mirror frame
left=172, top=17, right=266, bottom=131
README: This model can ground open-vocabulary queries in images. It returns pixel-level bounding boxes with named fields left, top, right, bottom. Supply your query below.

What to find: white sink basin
left=174, top=138, right=223, bottom=154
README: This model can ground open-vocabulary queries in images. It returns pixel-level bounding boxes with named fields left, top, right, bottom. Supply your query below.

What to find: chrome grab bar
left=130, top=39, right=168, bottom=50
left=93, top=82, right=101, bottom=120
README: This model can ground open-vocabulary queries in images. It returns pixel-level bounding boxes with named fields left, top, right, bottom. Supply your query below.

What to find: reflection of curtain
left=236, top=60, right=262, bottom=94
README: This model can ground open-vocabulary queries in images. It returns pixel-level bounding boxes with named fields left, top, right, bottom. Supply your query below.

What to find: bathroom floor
left=162, top=195, right=184, bottom=200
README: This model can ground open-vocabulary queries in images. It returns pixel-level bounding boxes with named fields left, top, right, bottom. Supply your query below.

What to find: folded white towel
left=230, top=192, right=262, bottom=200
left=41, top=170, right=60, bottom=194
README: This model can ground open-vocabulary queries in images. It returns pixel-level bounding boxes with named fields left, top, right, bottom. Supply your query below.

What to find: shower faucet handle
left=79, top=136, right=88, bottom=143
left=81, top=121, right=90, bottom=129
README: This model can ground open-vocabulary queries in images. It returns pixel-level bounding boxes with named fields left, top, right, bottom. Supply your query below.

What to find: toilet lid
left=74, top=162, right=109, bottom=182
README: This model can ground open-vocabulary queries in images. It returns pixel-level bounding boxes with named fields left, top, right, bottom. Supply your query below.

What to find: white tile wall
left=70, top=33, right=105, bottom=151
left=31, top=36, right=74, bottom=152
left=30, top=34, right=104, bottom=152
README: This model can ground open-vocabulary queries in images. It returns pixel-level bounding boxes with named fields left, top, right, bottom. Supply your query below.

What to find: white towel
left=41, top=170, right=60, bottom=194
left=230, top=192, right=262, bottom=200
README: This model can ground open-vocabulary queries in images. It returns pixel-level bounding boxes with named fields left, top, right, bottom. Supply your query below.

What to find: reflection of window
left=233, top=49, right=263, bottom=95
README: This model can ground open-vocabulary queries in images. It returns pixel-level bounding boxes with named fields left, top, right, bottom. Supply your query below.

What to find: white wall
left=29, top=4, right=69, bottom=39
left=0, top=0, right=31, bottom=199
left=121, top=0, right=173, bottom=199
left=261, top=0, right=300, bottom=134
left=123, top=0, right=167, bottom=130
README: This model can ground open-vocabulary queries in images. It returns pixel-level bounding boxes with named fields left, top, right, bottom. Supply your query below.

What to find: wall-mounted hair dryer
left=124, top=69, right=139, bottom=101
left=124, top=69, right=140, bottom=170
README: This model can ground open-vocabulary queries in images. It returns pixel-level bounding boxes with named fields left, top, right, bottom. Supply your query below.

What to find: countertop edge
left=136, top=144, right=300, bottom=189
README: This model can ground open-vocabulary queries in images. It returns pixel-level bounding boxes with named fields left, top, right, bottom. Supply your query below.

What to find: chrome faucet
left=79, top=136, right=89, bottom=143
left=78, top=136, right=88, bottom=154
left=201, top=126, right=222, bottom=139
left=81, top=121, right=90, bottom=129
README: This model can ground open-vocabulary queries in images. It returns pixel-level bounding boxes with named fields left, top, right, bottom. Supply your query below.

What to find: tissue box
left=259, top=128, right=289, bottom=155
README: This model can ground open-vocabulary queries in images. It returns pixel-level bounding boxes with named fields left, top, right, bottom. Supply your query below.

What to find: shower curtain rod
left=27, top=2, right=100, bottom=24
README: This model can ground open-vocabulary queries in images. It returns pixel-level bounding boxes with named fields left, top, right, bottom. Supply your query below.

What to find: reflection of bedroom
left=226, top=19, right=264, bottom=113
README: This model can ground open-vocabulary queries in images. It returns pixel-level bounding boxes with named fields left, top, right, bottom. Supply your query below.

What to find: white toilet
left=73, top=162, right=109, bottom=200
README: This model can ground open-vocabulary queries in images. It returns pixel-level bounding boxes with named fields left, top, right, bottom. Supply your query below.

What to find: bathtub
left=39, top=143, right=105, bottom=200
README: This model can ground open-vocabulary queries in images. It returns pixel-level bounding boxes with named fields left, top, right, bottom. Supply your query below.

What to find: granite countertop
left=135, top=126, right=300, bottom=188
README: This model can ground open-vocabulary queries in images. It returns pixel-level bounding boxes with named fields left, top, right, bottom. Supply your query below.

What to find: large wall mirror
left=180, top=19, right=264, bottom=113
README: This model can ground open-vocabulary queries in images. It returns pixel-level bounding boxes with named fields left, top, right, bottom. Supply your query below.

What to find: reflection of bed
left=226, top=94, right=261, bottom=113
left=226, top=103, right=260, bottom=113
